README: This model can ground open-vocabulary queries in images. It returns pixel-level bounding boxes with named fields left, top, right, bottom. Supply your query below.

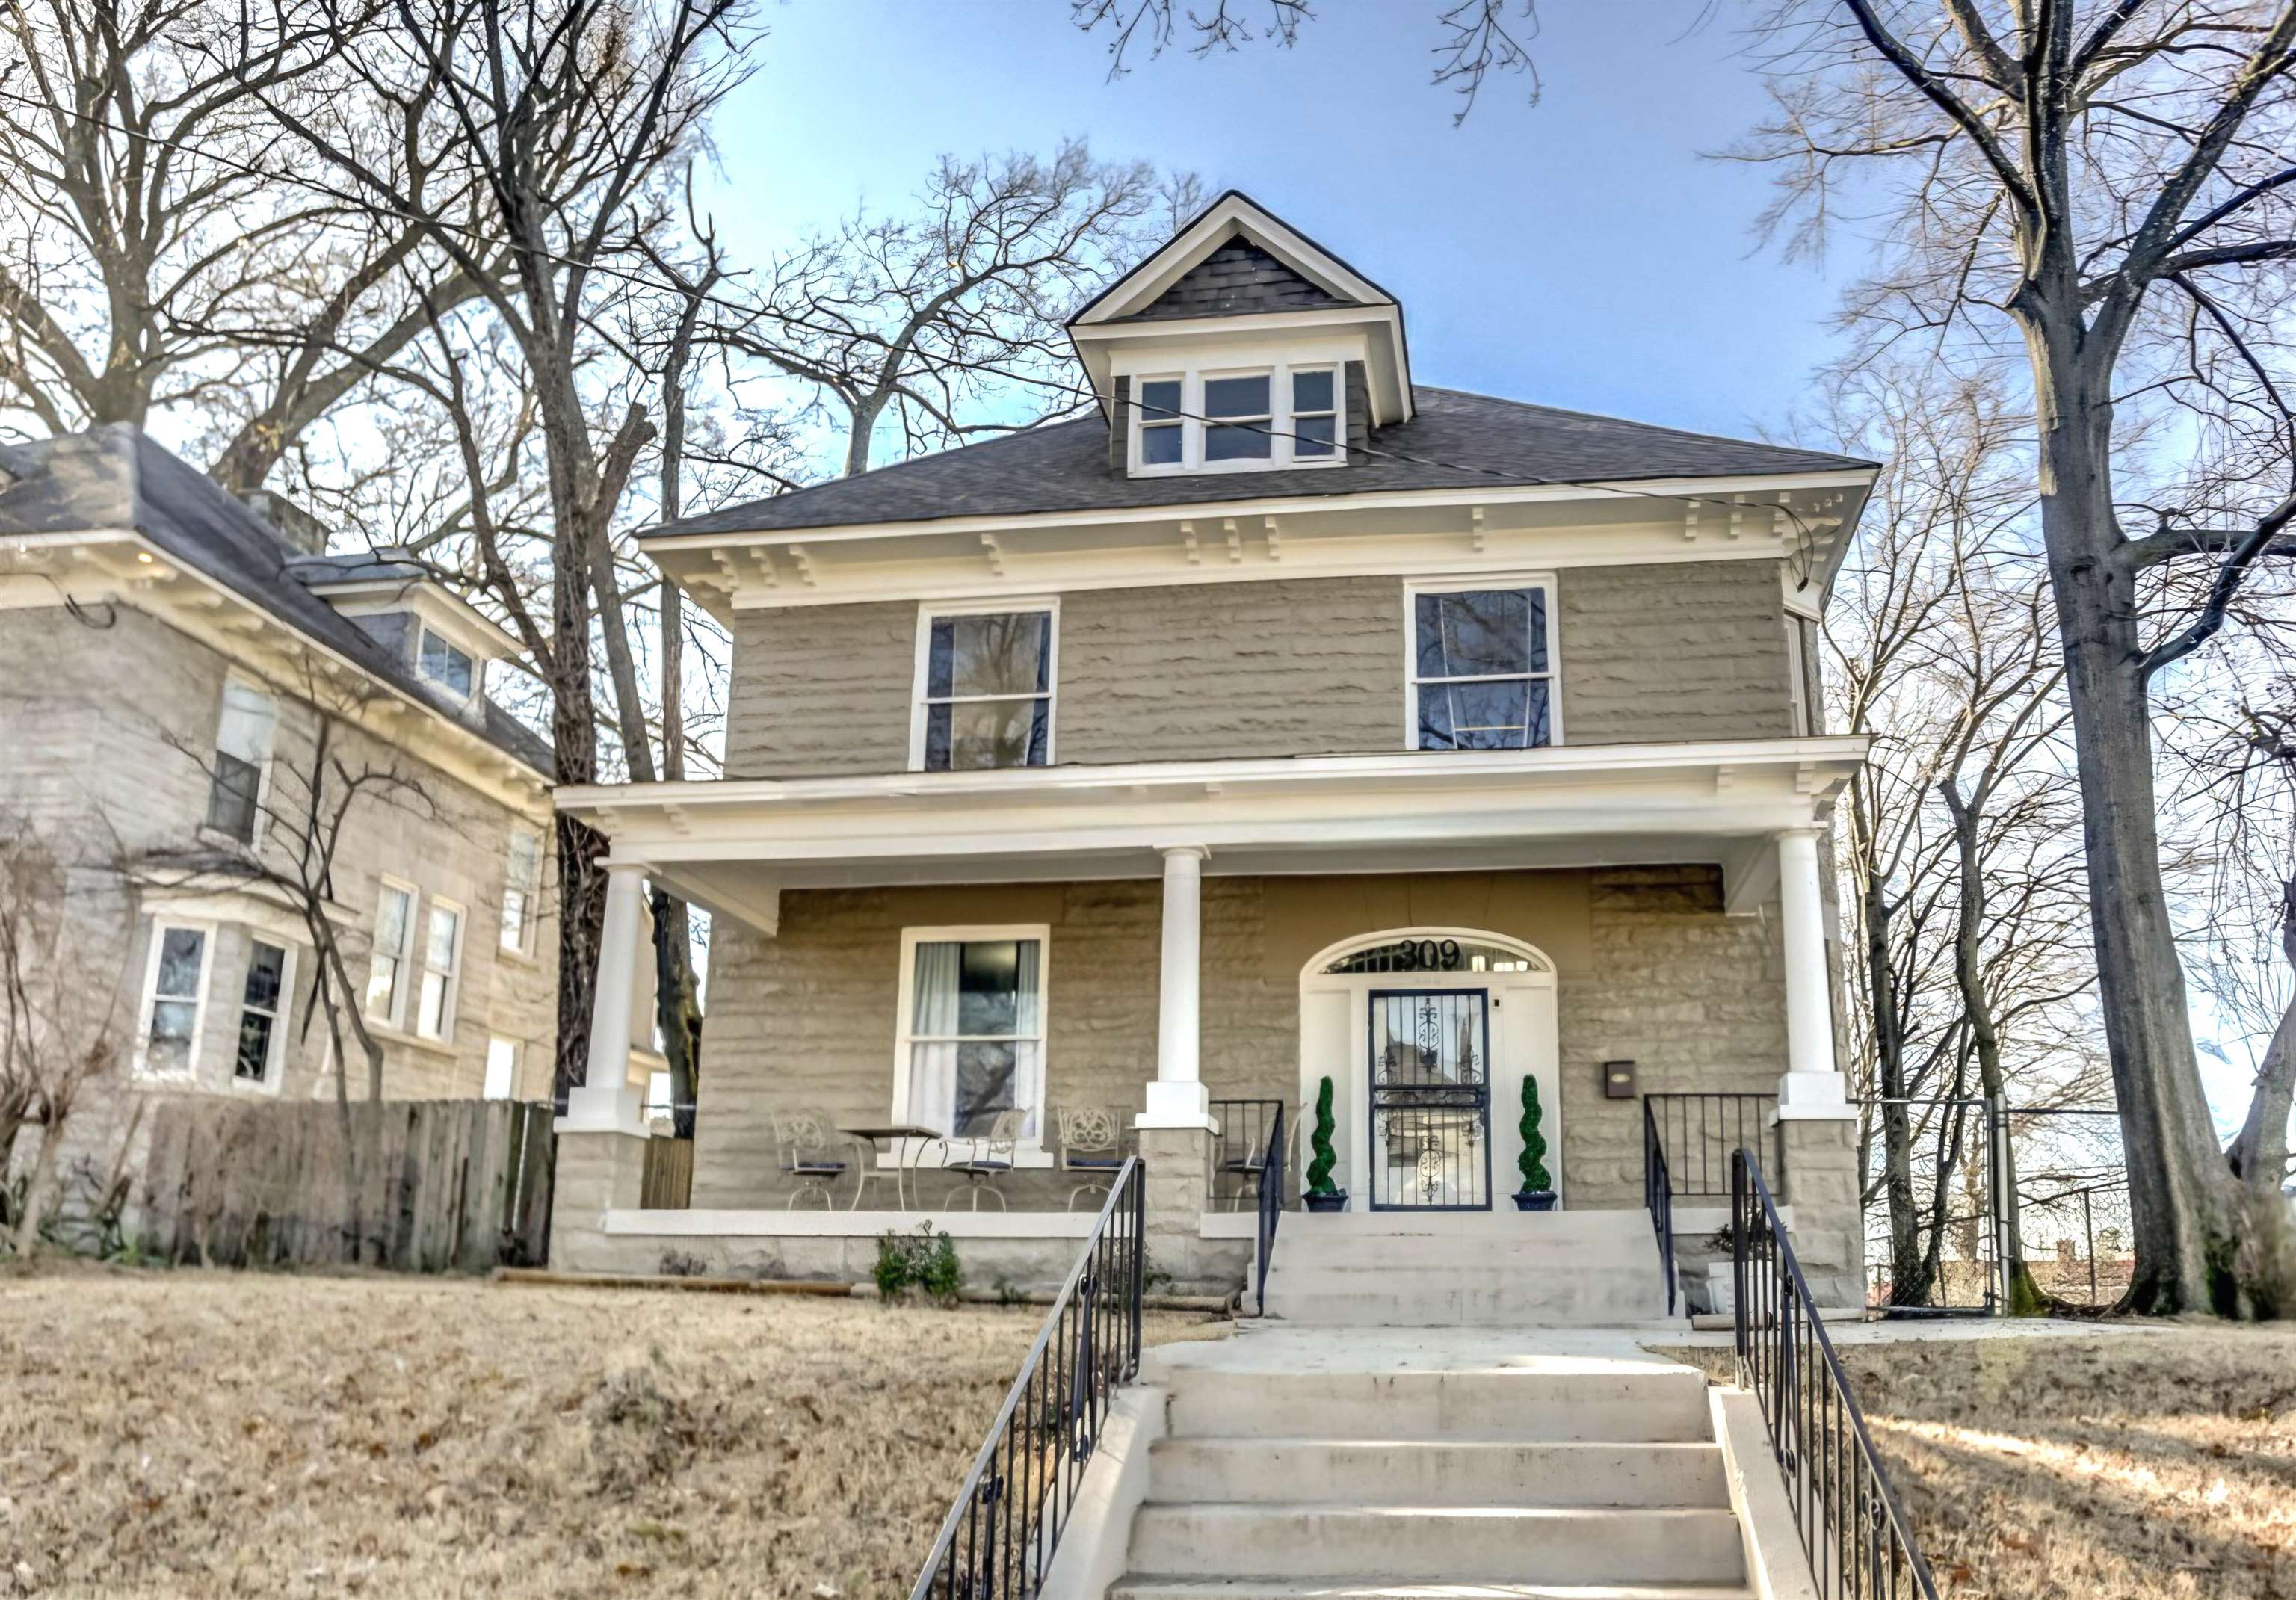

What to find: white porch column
left=1140, top=845, right=1215, bottom=1130
left=558, top=862, right=649, bottom=1134
left=1774, top=827, right=1851, bottom=1119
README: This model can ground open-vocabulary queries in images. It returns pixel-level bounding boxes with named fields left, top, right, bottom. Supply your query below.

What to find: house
left=549, top=192, right=1877, bottom=1308
left=0, top=427, right=598, bottom=1215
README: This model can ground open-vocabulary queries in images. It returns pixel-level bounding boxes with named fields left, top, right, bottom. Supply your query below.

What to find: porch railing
left=909, top=1156, right=1146, bottom=1600
left=1734, top=1149, right=1939, bottom=1600
left=1253, top=1103, right=1286, bottom=1315
left=1644, top=1092, right=1780, bottom=1198
left=1209, top=1099, right=1283, bottom=1208
left=1643, top=1101, right=1677, bottom=1316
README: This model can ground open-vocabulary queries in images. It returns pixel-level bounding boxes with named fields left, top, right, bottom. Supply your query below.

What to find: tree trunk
left=2019, top=307, right=2295, bottom=1317
left=1864, top=871, right=1931, bottom=1303
left=2228, top=995, right=2295, bottom=1195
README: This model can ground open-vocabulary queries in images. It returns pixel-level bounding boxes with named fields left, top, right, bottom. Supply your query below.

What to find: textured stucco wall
left=0, top=604, right=560, bottom=1145
left=689, top=867, right=1797, bottom=1217
left=723, top=561, right=1802, bottom=776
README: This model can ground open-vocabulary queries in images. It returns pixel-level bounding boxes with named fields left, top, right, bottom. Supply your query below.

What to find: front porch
left=548, top=739, right=1869, bottom=1298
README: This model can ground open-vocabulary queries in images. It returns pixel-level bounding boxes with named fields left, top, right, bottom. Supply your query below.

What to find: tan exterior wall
left=721, top=563, right=1803, bottom=779
left=691, top=866, right=1789, bottom=1214
left=0, top=604, right=560, bottom=1158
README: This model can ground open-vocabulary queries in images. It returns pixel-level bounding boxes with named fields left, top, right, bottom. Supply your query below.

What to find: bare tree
left=715, top=143, right=1180, bottom=478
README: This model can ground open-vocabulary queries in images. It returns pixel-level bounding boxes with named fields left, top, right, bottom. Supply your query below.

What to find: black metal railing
left=1734, top=1149, right=1939, bottom=1600
left=1253, top=1103, right=1286, bottom=1316
left=1209, top=1098, right=1283, bottom=1208
left=1645, top=1092, right=1779, bottom=1197
left=1644, top=1101, right=1678, bottom=1316
left=909, top=1156, right=1146, bottom=1600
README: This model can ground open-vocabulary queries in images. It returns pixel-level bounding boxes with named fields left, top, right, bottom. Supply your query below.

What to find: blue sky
left=705, top=0, right=1860, bottom=445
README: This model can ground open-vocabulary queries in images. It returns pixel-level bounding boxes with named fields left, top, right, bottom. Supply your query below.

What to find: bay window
left=912, top=604, right=1055, bottom=771
left=895, top=929, right=1046, bottom=1142
left=138, top=924, right=211, bottom=1077
left=234, top=940, right=291, bottom=1084
left=1408, top=580, right=1558, bottom=750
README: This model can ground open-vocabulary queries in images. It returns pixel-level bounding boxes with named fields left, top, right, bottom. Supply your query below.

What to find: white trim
left=133, top=918, right=216, bottom=1081
left=1402, top=573, right=1561, bottom=752
left=890, top=922, right=1052, bottom=1161
left=907, top=598, right=1061, bottom=773
left=1300, top=927, right=1557, bottom=980
left=1071, top=195, right=1398, bottom=326
left=1785, top=617, right=1812, bottom=738
left=230, top=937, right=296, bottom=1093
left=413, top=895, right=466, bottom=1043
left=365, top=877, right=419, bottom=1031
left=314, top=579, right=525, bottom=661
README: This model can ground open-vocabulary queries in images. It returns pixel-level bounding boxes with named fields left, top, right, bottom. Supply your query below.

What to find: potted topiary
left=1303, top=1075, right=1348, bottom=1212
left=1513, top=1074, right=1557, bottom=1211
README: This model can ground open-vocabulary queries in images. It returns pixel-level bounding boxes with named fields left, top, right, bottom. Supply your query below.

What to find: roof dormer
left=288, top=550, right=525, bottom=723
left=1067, top=192, right=1412, bottom=479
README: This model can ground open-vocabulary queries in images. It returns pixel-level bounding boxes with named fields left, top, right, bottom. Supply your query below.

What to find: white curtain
left=908, top=942, right=962, bottom=1133
left=1012, top=941, right=1042, bottom=1140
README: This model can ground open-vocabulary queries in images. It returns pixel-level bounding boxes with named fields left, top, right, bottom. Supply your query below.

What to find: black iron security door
left=1368, top=988, right=1493, bottom=1210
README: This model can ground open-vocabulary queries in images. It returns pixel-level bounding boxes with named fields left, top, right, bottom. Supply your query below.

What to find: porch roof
left=557, top=736, right=1866, bottom=934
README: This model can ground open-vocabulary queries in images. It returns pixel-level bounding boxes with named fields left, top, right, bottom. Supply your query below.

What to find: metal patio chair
left=1055, top=1105, right=1126, bottom=1211
left=942, top=1109, right=1026, bottom=1211
left=771, top=1111, right=848, bottom=1210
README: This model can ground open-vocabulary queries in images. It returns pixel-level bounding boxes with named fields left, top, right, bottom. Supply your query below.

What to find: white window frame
left=203, top=678, right=277, bottom=848
left=1402, top=574, right=1564, bottom=751
left=1785, top=615, right=1812, bottom=738
left=413, top=895, right=466, bottom=1043
left=134, top=918, right=215, bottom=1081
left=484, top=1036, right=519, bottom=1100
left=230, top=937, right=296, bottom=1093
left=888, top=923, right=1055, bottom=1169
left=1128, top=362, right=1348, bottom=477
left=500, top=824, right=542, bottom=957
left=365, top=877, right=419, bottom=1030
left=416, top=624, right=478, bottom=700
left=907, top=598, right=1061, bottom=773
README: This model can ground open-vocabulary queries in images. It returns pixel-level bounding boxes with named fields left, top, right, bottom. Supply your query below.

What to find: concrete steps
left=1104, top=1333, right=1751, bottom=1599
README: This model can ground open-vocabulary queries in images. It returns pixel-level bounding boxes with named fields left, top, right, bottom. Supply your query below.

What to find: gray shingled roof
left=647, top=385, right=1875, bottom=540
left=0, top=426, right=553, bottom=776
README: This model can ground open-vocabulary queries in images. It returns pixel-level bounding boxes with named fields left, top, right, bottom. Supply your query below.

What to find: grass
left=1661, top=1326, right=2296, bottom=1599
left=0, top=1263, right=1223, bottom=1599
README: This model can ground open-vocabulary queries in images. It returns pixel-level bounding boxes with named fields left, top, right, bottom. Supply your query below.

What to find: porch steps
left=1258, top=1211, right=1673, bottom=1326
left=1107, top=1339, right=1750, bottom=1599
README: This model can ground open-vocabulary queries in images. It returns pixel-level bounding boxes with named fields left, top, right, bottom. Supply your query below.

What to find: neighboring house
left=550, top=192, right=1879, bottom=1305
left=0, top=427, right=589, bottom=1208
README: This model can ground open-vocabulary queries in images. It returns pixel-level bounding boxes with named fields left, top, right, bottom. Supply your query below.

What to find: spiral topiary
left=1517, top=1074, right=1552, bottom=1193
left=1305, top=1075, right=1339, bottom=1194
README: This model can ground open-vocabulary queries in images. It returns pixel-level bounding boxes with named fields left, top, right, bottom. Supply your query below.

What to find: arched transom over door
left=1298, top=929, right=1561, bottom=1212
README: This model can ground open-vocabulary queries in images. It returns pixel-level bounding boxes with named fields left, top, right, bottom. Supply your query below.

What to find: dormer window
left=1128, top=362, right=1345, bottom=476
left=418, top=626, right=475, bottom=698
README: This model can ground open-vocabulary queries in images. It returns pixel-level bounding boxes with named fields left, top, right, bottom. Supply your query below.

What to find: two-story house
left=549, top=194, right=1877, bottom=1310
left=0, top=426, right=581, bottom=1217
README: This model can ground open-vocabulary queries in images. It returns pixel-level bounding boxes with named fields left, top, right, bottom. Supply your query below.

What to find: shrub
left=1305, top=1075, right=1339, bottom=1194
left=874, top=1221, right=962, bottom=1302
left=1517, top=1075, right=1552, bottom=1193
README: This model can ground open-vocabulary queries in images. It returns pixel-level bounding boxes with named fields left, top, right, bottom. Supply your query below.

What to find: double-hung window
left=1129, top=362, right=1345, bottom=474
left=1203, top=373, right=1272, bottom=462
left=913, top=605, right=1055, bottom=771
left=1137, top=378, right=1184, bottom=465
left=418, top=626, right=475, bottom=698
left=234, top=940, right=291, bottom=1084
left=1291, top=368, right=1338, bottom=457
left=416, top=900, right=463, bottom=1040
left=365, top=880, right=416, bottom=1026
left=139, top=924, right=212, bottom=1077
left=501, top=826, right=540, bottom=954
left=205, top=682, right=277, bottom=844
left=1408, top=581, right=1558, bottom=750
left=897, top=929, right=1046, bottom=1142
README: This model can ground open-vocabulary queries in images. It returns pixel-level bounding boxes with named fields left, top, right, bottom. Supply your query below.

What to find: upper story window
left=1129, top=363, right=1344, bottom=475
left=418, top=626, right=475, bottom=698
left=204, top=681, right=276, bottom=844
left=365, top=879, right=416, bottom=1027
left=415, top=899, right=465, bottom=1041
left=912, top=603, right=1056, bottom=771
left=1408, top=580, right=1558, bottom=751
left=501, top=825, right=541, bottom=954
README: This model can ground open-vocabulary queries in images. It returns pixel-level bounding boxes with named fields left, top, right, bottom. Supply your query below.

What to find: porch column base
left=1136, top=1079, right=1217, bottom=1132
left=1773, top=1071, right=1856, bottom=1121
left=546, top=1124, right=650, bottom=1272
left=1135, top=1124, right=1230, bottom=1296
left=1773, top=1115, right=1865, bottom=1308
left=558, top=1082, right=650, bottom=1137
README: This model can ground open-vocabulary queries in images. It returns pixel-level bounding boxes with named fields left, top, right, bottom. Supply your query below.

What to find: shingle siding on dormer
left=1120, top=238, right=1351, bottom=321
left=723, top=561, right=1802, bottom=777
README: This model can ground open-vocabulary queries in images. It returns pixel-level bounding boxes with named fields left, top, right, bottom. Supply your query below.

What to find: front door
left=1367, top=988, right=1493, bottom=1210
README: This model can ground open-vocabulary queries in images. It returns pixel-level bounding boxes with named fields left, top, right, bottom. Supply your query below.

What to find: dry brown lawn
left=1663, top=1326, right=2296, bottom=1600
left=0, top=1264, right=1223, bottom=1599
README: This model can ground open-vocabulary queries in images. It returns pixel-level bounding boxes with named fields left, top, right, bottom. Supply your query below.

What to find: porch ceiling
left=558, top=737, right=1864, bottom=933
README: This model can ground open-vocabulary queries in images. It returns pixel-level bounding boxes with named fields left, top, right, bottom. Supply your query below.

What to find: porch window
left=899, top=931, right=1045, bottom=1140
left=913, top=605, right=1055, bottom=771
left=1408, top=581, right=1555, bottom=750
left=233, top=939, right=291, bottom=1084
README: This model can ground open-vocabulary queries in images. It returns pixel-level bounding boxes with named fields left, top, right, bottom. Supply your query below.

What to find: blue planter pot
left=1304, top=1190, right=1350, bottom=1214
left=1513, top=1190, right=1558, bottom=1212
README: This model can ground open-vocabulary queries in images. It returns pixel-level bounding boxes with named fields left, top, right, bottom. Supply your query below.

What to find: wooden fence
left=641, top=1136, right=694, bottom=1209
left=139, top=1098, right=555, bottom=1271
